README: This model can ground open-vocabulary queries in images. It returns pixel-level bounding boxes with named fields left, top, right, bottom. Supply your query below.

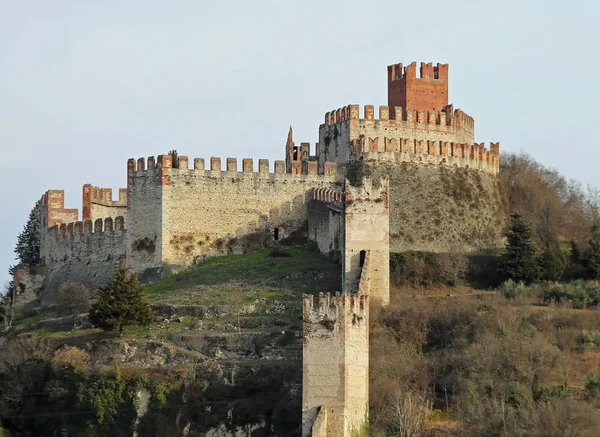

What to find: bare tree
left=57, top=282, right=91, bottom=329
left=389, top=389, right=432, bottom=437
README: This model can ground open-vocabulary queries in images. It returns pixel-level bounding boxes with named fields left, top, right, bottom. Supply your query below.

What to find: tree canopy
left=89, top=267, right=155, bottom=335
left=14, top=199, right=42, bottom=266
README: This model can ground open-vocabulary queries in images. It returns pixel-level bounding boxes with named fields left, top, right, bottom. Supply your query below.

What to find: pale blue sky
left=1, top=0, right=598, bottom=286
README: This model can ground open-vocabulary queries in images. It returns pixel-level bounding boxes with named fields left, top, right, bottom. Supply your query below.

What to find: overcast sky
left=1, top=0, right=598, bottom=287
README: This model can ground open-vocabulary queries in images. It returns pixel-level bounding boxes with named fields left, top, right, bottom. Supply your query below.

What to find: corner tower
left=387, top=61, right=449, bottom=118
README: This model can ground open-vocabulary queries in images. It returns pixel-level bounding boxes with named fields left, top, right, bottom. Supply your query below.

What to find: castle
left=15, top=61, right=504, bottom=436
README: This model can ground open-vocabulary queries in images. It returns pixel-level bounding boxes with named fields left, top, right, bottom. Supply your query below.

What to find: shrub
left=541, top=280, right=600, bottom=309
left=584, top=372, right=600, bottom=400
left=576, top=330, right=600, bottom=349
left=52, top=346, right=90, bottom=373
left=498, top=279, right=529, bottom=300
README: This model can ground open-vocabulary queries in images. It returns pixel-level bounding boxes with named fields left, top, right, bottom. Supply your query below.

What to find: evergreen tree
left=588, top=224, right=600, bottom=280
left=89, top=267, right=155, bottom=335
left=14, top=199, right=42, bottom=265
left=502, top=213, right=540, bottom=284
left=540, top=248, right=566, bottom=282
left=168, top=149, right=179, bottom=168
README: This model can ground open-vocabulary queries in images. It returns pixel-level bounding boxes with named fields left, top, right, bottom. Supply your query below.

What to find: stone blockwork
left=82, top=184, right=127, bottom=222
left=302, top=291, right=369, bottom=437
left=318, top=104, right=485, bottom=170
left=40, top=218, right=126, bottom=304
left=130, top=155, right=344, bottom=274
left=11, top=264, right=45, bottom=307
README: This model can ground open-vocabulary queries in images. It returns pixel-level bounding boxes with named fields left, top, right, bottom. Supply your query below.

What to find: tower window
left=359, top=250, right=366, bottom=267
left=273, top=228, right=280, bottom=241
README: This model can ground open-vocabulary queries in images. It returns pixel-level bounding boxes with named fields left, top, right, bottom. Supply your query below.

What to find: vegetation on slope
left=0, top=247, right=341, bottom=436
left=370, top=288, right=600, bottom=437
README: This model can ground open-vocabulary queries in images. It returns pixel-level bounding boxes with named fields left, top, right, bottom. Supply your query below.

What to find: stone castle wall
left=40, top=218, right=126, bottom=304
left=343, top=179, right=390, bottom=304
left=317, top=104, right=481, bottom=169
left=302, top=292, right=369, bottom=437
left=82, top=184, right=127, bottom=222
left=126, top=155, right=343, bottom=273
left=307, top=189, right=344, bottom=260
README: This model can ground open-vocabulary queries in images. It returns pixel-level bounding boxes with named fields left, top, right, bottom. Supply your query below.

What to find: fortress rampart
left=129, top=155, right=343, bottom=271
left=40, top=215, right=126, bottom=304
left=317, top=104, right=490, bottom=171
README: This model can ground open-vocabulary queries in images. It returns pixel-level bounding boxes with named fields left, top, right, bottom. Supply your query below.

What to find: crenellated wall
left=126, top=155, right=344, bottom=274
left=387, top=61, right=450, bottom=115
left=40, top=216, right=126, bottom=304
left=317, top=104, right=486, bottom=171
left=82, top=184, right=127, bottom=222
left=307, top=178, right=390, bottom=305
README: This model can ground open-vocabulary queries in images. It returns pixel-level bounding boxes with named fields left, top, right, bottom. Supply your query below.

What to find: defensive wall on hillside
left=38, top=154, right=346, bottom=300
left=126, top=154, right=344, bottom=281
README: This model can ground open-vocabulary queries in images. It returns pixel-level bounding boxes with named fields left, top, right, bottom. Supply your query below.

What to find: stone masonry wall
left=317, top=104, right=479, bottom=170
left=83, top=184, right=127, bottom=222
left=41, top=218, right=126, bottom=304
left=126, top=158, right=164, bottom=282
left=12, top=264, right=46, bottom=307
left=344, top=179, right=390, bottom=305
left=302, top=292, right=369, bottom=437
left=130, top=155, right=343, bottom=270
left=307, top=189, right=344, bottom=261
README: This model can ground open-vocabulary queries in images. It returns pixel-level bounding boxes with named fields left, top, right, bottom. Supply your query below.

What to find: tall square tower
left=387, top=61, right=449, bottom=118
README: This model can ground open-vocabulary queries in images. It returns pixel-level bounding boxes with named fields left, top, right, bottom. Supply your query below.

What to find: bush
left=53, top=347, right=90, bottom=373
left=498, top=279, right=529, bottom=300
left=541, top=280, right=600, bottom=309
left=576, top=330, right=600, bottom=350
left=584, top=372, right=600, bottom=400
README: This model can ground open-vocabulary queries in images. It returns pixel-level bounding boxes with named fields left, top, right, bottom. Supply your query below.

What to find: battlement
left=303, top=292, right=368, bottom=322
left=47, top=216, right=126, bottom=240
left=348, top=136, right=499, bottom=171
left=323, top=104, right=473, bottom=134
left=387, top=61, right=449, bottom=82
left=128, top=155, right=343, bottom=180
left=82, top=184, right=127, bottom=221
left=83, top=185, right=127, bottom=206
left=387, top=61, right=449, bottom=114
left=41, top=190, right=79, bottom=229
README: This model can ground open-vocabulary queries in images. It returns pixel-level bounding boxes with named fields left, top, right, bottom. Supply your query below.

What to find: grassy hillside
left=145, top=248, right=341, bottom=305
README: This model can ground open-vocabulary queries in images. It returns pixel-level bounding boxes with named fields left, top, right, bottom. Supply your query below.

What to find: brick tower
left=387, top=61, right=449, bottom=118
